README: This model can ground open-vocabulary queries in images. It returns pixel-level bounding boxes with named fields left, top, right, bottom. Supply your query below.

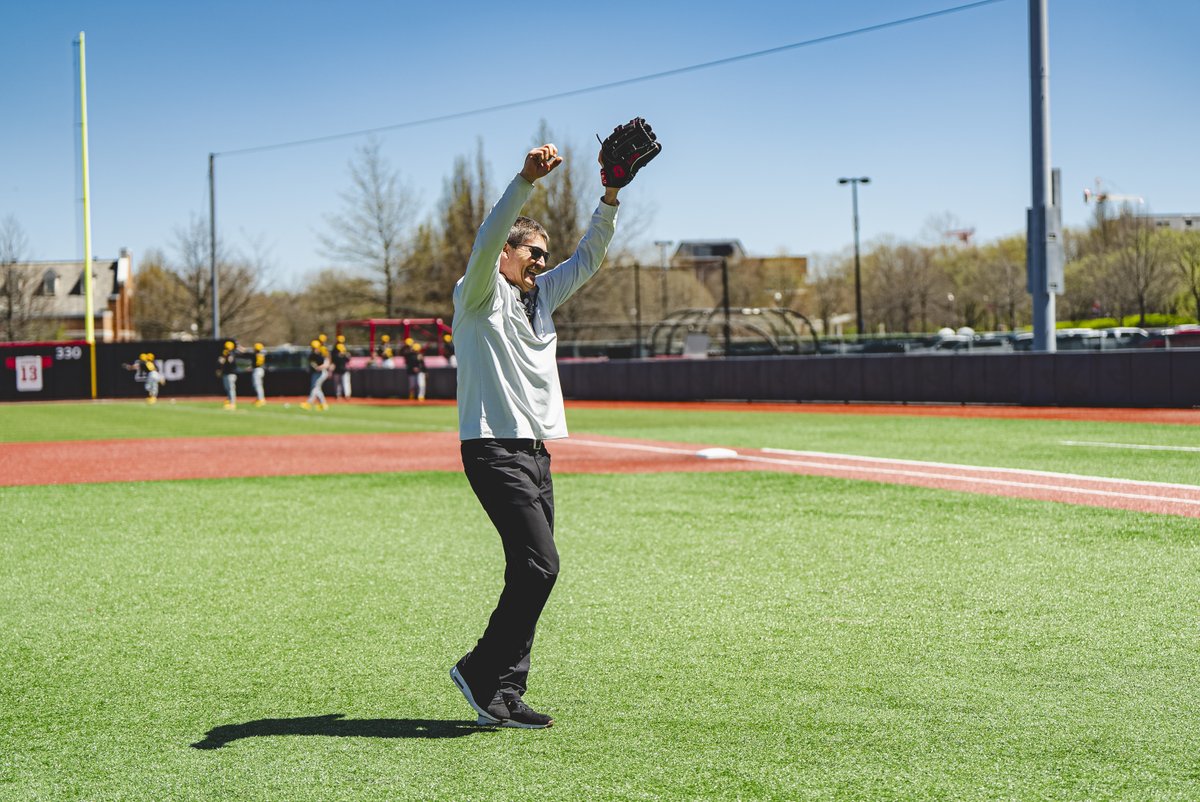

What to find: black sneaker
left=498, top=696, right=554, bottom=729
left=450, top=661, right=502, bottom=725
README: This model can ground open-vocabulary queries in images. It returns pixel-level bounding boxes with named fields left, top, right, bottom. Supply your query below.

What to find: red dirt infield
left=3, top=422, right=1198, bottom=518
left=349, top=398, right=1200, bottom=426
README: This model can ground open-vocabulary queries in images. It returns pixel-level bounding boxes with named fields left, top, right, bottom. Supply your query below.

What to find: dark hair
left=507, top=216, right=548, bottom=248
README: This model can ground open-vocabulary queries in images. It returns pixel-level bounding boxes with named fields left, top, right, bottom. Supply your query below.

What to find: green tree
left=973, top=235, right=1027, bottom=331
left=1105, top=210, right=1174, bottom=326
left=426, top=142, right=491, bottom=316
left=1165, top=229, right=1200, bottom=321
left=523, top=121, right=586, bottom=265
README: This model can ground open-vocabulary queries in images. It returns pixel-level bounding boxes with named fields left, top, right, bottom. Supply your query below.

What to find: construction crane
left=943, top=228, right=976, bottom=244
left=1083, top=177, right=1144, bottom=206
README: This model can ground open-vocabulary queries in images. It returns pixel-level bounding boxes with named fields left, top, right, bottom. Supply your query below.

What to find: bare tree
left=978, top=235, right=1028, bottom=331
left=804, top=252, right=853, bottom=335
left=865, top=240, right=947, bottom=333
left=944, top=235, right=1029, bottom=331
left=0, top=215, right=47, bottom=341
left=131, top=248, right=192, bottom=339
left=133, top=219, right=270, bottom=340
left=173, top=216, right=268, bottom=338
left=291, top=267, right=382, bottom=339
left=0, top=215, right=54, bottom=341
left=321, top=138, right=418, bottom=317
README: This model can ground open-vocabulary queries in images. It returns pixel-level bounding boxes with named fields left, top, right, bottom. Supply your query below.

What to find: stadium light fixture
left=838, top=177, right=870, bottom=336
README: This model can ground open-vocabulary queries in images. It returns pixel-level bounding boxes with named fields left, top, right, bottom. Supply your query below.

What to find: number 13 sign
left=16, top=355, right=43, bottom=392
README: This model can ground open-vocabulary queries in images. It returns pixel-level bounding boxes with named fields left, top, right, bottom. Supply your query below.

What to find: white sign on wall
left=15, top=355, right=43, bottom=392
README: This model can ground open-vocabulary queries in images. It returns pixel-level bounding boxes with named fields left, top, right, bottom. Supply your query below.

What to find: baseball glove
left=598, top=117, right=662, bottom=188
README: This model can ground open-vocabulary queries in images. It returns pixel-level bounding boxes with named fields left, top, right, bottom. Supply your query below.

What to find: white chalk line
left=567, top=438, right=1200, bottom=508
left=1059, top=440, right=1200, bottom=453
left=761, top=447, right=1200, bottom=492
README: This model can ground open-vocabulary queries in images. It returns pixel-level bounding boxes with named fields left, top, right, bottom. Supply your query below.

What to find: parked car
left=1100, top=327, right=1149, bottom=348
left=1141, top=324, right=1200, bottom=349
left=1012, top=329, right=1103, bottom=351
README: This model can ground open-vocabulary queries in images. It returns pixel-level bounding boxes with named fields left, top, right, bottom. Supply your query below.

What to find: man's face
left=499, top=234, right=549, bottom=292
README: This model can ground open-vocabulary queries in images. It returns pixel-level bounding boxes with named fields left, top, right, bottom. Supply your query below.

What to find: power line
left=215, top=0, right=1008, bottom=158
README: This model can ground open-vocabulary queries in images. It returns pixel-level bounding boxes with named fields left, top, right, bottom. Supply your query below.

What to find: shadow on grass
left=191, top=713, right=493, bottom=749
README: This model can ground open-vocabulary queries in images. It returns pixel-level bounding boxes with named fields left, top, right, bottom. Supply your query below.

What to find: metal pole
left=633, top=262, right=643, bottom=358
left=851, top=181, right=864, bottom=337
left=840, top=177, right=869, bottom=337
left=77, top=32, right=97, bottom=398
left=209, top=153, right=220, bottom=339
left=721, top=256, right=732, bottom=356
left=654, top=240, right=671, bottom=316
left=1029, top=0, right=1055, bottom=352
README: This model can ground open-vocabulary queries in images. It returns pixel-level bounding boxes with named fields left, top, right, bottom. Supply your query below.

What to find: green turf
left=2, top=472, right=1199, bottom=801
left=2, top=400, right=1199, bottom=484
left=0, top=400, right=458, bottom=442
left=566, top=406, right=1200, bottom=485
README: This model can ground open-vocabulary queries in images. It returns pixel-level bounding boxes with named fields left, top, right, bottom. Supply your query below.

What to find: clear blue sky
left=3, top=0, right=1196, bottom=288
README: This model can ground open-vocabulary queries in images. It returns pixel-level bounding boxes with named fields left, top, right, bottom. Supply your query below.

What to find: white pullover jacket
left=452, top=175, right=618, bottom=441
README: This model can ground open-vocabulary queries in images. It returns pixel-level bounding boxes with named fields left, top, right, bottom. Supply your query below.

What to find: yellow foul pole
left=78, top=32, right=97, bottom=398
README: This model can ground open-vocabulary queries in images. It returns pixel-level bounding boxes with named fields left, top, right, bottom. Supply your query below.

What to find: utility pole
left=654, top=240, right=672, bottom=317
left=1027, top=0, right=1062, bottom=352
left=720, top=256, right=732, bottom=357
left=633, top=262, right=643, bottom=358
left=209, top=153, right=220, bottom=339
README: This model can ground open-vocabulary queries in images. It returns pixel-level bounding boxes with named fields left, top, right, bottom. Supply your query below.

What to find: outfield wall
left=3, top=342, right=1197, bottom=407
left=352, top=350, right=1200, bottom=407
left=551, top=351, right=1200, bottom=407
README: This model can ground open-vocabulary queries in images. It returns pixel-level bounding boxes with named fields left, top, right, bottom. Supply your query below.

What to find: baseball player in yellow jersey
left=217, top=340, right=238, bottom=410
left=251, top=343, right=267, bottom=406
left=301, top=339, right=330, bottom=411
left=405, top=342, right=426, bottom=401
left=377, top=334, right=395, bottom=368
left=125, top=352, right=164, bottom=404
left=333, top=336, right=351, bottom=400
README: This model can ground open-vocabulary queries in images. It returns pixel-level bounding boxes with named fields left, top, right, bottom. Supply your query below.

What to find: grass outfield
left=0, top=400, right=457, bottom=442
left=2, top=400, right=1198, bottom=484
left=3, top=471, right=1200, bottom=800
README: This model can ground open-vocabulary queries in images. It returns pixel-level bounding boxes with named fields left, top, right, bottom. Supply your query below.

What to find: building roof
left=1145, top=213, right=1198, bottom=232
left=672, top=240, right=747, bottom=261
left=10, top=254, right=130, bottom=317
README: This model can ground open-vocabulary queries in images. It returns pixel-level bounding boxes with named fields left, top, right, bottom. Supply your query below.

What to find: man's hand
left=599, top=151, right=621, bottom=206
left=520, top=144, right=563, bottom=184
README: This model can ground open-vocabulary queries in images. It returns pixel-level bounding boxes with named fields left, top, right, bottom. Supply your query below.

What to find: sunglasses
left=509, top=241, right=549, bottom=264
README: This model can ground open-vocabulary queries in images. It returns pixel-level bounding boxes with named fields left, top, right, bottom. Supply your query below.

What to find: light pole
left=633, top=261, right=643, bottom=358
left=838, top=176, right=870, bottom=337
left=654, top=240, right=672, bottom=317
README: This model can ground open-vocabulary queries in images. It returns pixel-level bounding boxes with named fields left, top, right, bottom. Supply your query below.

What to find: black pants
left=459, top=438, right=558, bottom=704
